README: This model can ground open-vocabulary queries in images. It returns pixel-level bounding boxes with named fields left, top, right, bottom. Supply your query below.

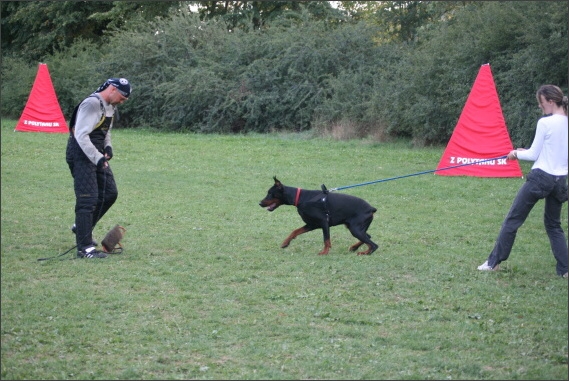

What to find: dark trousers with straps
left=66, top=137, right=118, bottom=250
left=487, top=168, right=568, bottom=275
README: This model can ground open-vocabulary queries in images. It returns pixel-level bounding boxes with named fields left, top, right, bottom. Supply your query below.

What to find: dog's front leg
left=319, top=239, right=331, bottom=255
left=281, top=226, right=310, bottom=248
left=319, top=226, right=331, bottom=255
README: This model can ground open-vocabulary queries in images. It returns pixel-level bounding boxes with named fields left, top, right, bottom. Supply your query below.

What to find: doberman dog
left=259, top=177, right=378, bottom=255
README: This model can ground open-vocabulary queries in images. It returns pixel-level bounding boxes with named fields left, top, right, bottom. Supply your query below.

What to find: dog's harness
left=294, top=187, right=330, bottom=223
left=320, top=188, right=330, bottom=223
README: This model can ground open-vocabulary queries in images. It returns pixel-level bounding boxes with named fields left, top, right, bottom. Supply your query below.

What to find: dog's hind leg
left=281, top=226, right=311, bottom=249
left=349, top=235, right=377, bottom=255
left=357, top=241, right=378, bottom=255
left=349, top=241, right=364, bottom=252
left=348, top=219, right=378, bottom=255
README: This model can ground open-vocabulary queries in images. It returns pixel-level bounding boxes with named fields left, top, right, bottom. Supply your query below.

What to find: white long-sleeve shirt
left=74, top=94, right=115, bottom=165
left=517, top=114, right=568, bottom=176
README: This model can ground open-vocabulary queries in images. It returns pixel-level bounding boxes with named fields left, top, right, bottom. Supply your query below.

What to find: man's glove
left=104, top=146, right=113, bottom=160
left=97, top=156, right=107, bottom=169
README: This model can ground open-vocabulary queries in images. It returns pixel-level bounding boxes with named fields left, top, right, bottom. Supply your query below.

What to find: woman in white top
left=478, top=84, right=568, bottom=277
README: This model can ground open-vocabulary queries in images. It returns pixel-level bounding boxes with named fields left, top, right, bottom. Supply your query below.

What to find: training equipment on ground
left=101, top=225, right=126, bottom=254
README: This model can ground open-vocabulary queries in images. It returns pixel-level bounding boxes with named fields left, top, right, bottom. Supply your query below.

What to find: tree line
left=1, top=1, right=567, bottom=146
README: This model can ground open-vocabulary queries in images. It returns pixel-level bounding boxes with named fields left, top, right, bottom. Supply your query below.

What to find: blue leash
left=328, top=155, right=508, bottom=192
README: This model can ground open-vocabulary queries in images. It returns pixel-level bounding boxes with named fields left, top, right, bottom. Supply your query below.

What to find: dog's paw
left=349, top=242, right=363, bottom=252
left=357, top=247, right=377, bottom=255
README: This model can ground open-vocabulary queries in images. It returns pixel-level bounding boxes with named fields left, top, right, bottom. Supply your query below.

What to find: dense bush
left=1, top=2, right=566, bottom=146
left=0, top=57, right=38, bottom=118
left=103, top=11, right=391, bottom=133
left=388, top=1, right=568, bottom=146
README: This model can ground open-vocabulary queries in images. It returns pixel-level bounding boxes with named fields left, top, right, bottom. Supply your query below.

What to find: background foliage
left=1, top=1, right=567, bottom=146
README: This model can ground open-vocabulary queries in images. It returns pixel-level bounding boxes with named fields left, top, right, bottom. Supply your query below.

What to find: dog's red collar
left=294, top=188, right=301, bottom=207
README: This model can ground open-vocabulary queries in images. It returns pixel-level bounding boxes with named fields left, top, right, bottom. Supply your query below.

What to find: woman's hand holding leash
left=508, top=148, right=526, bottom=161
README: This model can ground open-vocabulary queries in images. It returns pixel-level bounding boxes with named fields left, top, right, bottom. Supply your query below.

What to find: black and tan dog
left=259, top=177, right=378, bottom=255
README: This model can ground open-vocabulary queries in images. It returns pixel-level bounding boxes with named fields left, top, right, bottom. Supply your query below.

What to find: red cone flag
left=15, top=63, right=69, bottom=133
left=436, top=64, right=522, bottom=177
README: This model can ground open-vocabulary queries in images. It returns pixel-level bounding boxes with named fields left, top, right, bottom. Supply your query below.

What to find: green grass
left=1, top=119, right=567, bottom=380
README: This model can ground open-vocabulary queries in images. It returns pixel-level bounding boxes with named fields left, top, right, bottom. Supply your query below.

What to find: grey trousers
left=487, top=168, right=568, bottom=275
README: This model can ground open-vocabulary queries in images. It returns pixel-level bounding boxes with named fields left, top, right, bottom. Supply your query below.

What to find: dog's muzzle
left=259, top=201, right=278, bottom=211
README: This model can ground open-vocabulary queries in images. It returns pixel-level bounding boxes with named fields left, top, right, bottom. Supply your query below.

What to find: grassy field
left=1, top=119, right=567, bottom=380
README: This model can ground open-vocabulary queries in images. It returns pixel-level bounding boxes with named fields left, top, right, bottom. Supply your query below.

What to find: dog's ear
left=273, top=176, right=283, bottom=188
